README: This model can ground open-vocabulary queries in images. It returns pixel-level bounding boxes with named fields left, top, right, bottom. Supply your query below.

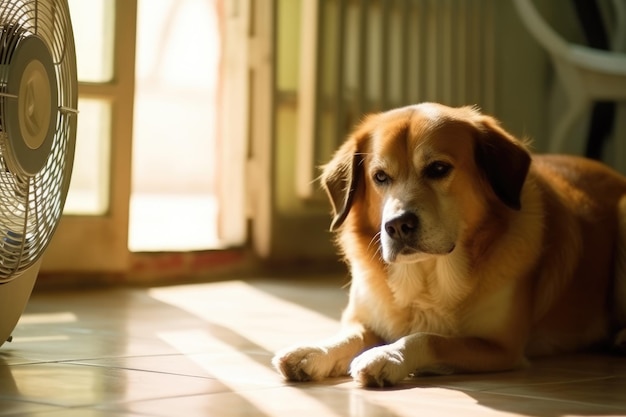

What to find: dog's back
left=527, top=155, right=626, bottom=355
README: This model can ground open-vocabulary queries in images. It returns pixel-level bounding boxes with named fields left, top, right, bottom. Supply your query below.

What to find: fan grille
left=0, top=0, right=77, bottom=281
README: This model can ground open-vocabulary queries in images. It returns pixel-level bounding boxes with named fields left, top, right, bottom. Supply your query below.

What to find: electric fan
left=0, top=0, right=78, bottom=346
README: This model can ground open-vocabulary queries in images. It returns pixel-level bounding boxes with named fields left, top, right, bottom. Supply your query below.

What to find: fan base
left=0, top=258, right=40, bottom=347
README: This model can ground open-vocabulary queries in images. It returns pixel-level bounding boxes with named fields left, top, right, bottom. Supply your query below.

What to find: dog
left=272, top=103, right=626, bottom=387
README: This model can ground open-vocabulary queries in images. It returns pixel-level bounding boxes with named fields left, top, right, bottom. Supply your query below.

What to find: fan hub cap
left=19, top=58, right=52, bottom=150
left=5, top=35, right=57, bottom=176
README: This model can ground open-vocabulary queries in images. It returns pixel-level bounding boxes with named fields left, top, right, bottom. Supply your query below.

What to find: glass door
left=130, top=0, right=227, bottom=252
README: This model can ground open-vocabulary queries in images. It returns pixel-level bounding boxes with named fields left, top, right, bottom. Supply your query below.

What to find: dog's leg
left=272, top=325, right=382, bottom=382
left=613, top=195, right=626, bottom=353
left=349, top=333, right=526, bottom=387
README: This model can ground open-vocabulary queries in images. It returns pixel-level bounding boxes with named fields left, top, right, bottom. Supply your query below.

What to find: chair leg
left=617, top=148, right=626, bottom=176
left=549, top=96, right=590, bottom=154
left=615, top=119, right=626, bottom=175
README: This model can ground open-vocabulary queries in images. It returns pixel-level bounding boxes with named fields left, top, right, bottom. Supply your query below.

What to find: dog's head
left=321, top=103, right=531, bottom=264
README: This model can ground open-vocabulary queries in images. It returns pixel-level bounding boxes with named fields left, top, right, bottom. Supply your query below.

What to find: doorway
left=130, top=0, right=227, bottom=252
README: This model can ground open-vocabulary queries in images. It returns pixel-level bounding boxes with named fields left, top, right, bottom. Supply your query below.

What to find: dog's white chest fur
left=380, top=258, right=470, bottom=337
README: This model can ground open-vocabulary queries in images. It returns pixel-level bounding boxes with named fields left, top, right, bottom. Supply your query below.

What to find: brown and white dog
left=272, top=103, right=626, bottom=387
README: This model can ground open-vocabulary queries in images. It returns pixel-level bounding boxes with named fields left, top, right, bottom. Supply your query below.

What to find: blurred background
left=40, top=0, right=626, bottom=286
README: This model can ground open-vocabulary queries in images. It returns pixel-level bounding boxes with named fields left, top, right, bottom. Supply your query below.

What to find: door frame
left=42, top=0, right=137, bottom=272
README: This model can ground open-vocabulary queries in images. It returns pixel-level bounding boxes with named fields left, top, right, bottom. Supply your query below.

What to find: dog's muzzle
left=381, top=211, right=421, bottom=262
left=381, top=209, right=457, bottom=263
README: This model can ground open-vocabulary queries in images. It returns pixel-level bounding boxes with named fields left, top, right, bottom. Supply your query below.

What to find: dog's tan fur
left=273, top=103, right=626, bottom=387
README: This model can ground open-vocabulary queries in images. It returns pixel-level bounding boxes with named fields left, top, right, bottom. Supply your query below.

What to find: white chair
left=512, top=0, right=626, bottom=164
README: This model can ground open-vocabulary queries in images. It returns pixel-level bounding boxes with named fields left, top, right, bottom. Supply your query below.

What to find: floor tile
left=402, top=363, right=622, bottom=393
left=3, top=408, right=143, bottom=417
left=109, top=385, right=389, bottom=417
left=0, top=398, right=59, bottom=416
left=0, top=362, right=230, bottom=408
left=532, top=353, right=626, bottom=376
left=68, top=351, right=283, bottom=389
left=489, top=375, right=626, bottom=410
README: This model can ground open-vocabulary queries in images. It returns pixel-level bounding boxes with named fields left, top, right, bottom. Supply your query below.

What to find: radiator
left=296, top=0, right=496, bottom=199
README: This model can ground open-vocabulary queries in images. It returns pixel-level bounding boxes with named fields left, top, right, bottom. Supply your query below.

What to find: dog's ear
left=474, top=116, right=531, bottom=210
left=320, top=133, right=366, bottom=231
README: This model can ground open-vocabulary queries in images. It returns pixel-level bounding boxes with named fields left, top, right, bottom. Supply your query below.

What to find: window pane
left=64, top=99, right=111, bottom=215
left=68, top=0, right=115, bottom=83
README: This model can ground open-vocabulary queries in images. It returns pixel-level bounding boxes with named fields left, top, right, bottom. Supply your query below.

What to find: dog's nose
left=384, top=212, right=418, bottom=240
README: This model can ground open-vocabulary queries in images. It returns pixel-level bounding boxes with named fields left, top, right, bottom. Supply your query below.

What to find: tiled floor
left=1, top=277, right=626, bottom=416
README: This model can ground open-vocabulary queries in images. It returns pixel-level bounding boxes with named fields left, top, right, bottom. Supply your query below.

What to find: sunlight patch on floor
left=148, top=280, right=342, bottom=353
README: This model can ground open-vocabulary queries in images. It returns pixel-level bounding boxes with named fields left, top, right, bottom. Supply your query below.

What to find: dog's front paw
left=272, top=345, right=346, bottom=382
left=349, top=345, right=409, bottom=387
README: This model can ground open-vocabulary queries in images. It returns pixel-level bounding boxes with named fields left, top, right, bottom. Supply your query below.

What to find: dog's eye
left=424, top=161, right=453, bottom=179
left=373, top=170, right=390, bottom=185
